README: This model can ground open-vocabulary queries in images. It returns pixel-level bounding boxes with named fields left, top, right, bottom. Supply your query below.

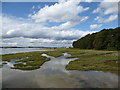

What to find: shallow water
left=1, top=53, right=119, bottom=88
left=1, top=48, right=51, bottom=55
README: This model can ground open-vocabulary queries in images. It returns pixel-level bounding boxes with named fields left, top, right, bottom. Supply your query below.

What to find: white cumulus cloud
left=30, top=0, right=89, bottom=27
left=94, top=15, right=118, bottom=23
left=1, top=0, right=96, bottom=47
left=1, top=15, right=95, bottom=47
left=92, top=8, right=100, bottom=13
left=90, top=24, right=102, bottom=29
left=93, top=0, right=118, bottom=23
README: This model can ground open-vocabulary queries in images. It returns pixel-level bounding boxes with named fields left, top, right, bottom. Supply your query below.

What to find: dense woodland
left=73, top=27, right=120, bottom=50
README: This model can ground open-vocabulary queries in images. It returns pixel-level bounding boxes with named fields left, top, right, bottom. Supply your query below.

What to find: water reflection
left=1, top=48, right=52, bottom=55
left=2, top=53, right=119, bottom=88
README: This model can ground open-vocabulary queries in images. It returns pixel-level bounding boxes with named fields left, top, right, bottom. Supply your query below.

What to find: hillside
left=73, top=27, right=120, bottom=50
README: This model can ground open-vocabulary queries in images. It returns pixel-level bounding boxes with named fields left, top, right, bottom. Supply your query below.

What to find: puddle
left=41, top=54, right=55, bottom=59
left=1, top=53, right=119, bottom=88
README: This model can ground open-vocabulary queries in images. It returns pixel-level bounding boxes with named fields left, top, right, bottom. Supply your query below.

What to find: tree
left=73, top=27, right=120, bottom=50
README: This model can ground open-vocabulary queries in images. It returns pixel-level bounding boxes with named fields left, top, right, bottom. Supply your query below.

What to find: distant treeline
left=73, top=27, right=120, bottom=50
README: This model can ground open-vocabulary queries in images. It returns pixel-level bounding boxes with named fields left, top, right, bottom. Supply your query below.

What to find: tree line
left=73, top=27, right=120, bottom=50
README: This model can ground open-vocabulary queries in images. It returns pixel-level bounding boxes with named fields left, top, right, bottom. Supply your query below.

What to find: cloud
left=93, top=0, right=118, bottom=15
left=2, top=37, right=75, bottom=47
left=30, top=0, right=89, bottom=24
left=2, top=16, right=91, bottom=40
left=83, top=7, right=90, bottom=11
left=90, top=24, right=102, bottom=29
left=51, top=16, right=89, bottom=30
left=92, top=8, right=100, bottom=13
left=27, top=0, right=89, bottom=30
left=1, top=0, right=95, bottom=47
left=2, top=0, right=91, bottom=40
left=102, top=15, right=118, bottom=23
left=93, top=2, right=118, bottom=15
left=1, top=15, right=95, bottom=47
left=84, top=0, right=93, bottom=2
left=37, top=5, right=41, bottom=9
left=2, top=42, right=18, bottom=46
left=93, top=0, right=118, bottom=23
left=94, top=15, right=118, bottom=23
left=94, top=16, right=100, bottom=21
left=99, top=1, right=118, bottom=15
left=32, top=5, right=35, bottom=10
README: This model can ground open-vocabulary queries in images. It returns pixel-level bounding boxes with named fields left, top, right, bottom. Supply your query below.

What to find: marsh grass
left=45, top=49, right=64, bottom=57
left=0, top=64, right=3, bottom=68
left=65, top=49, right=119, bottom=74
left=43, top=48, right=119, bottom=74
left=1, top=49, right=63, bottom=70
left=1, top=48, right=119, bottom=73
left=11, top=66, right=40, bottom=70
left=2, top=62, right=7, bottom=64
left=45, top=48, right=119, bottom=74
left=2, top=51, right=51, bottom=70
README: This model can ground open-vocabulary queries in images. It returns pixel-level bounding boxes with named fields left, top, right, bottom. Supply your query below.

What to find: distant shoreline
left=0, top=47, right=60, bottom=48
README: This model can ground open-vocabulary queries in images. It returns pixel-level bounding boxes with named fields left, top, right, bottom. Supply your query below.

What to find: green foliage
left=65, top=49, right=119, bottom=74
left=73, top=27, right=120, bottom=50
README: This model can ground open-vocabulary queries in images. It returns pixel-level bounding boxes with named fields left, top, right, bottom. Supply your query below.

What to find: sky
left=1, top=0, right=119, bottom=47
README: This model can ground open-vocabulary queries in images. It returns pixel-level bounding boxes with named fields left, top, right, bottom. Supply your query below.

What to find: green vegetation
left=1, top=48, right=119, bottom=74
left=1, top=49, right=65, bottom=70
left=11, top=66, right=40, bottom=70
left=2, top=62, right=7, bottom=64
left=46, top=48, right=70, bottom=57
left=64, top=48, right=119, bottom=74
left=41, top=48, right=119, bottom=74
left=1, top=51, right=51, bottom=70
left=73, top=27, right=120, bottom=50
left=71, top=27, right=119, bottom=74
left=46, top=50, right=63, bottom=57
left=0, top=65, right=3, bottom=68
